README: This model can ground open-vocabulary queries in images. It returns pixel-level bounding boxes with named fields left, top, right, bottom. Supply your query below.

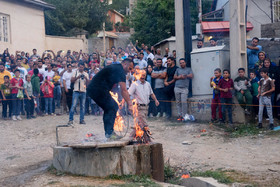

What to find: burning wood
left=110, top=91, right=126, bottom=132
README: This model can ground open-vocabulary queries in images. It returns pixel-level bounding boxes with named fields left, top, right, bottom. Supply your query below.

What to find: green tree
left=109, top=0, right=129, bottom=15
left=130, top=0, right=175, bottom=46
left=130, top=0, right=213, bottom=45
left=44, top=0, right=108, bottom=36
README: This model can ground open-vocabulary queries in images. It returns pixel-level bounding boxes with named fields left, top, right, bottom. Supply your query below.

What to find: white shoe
left=12, top=116, right=17, bottom=121
left=17, top=116, right=22, bottom=121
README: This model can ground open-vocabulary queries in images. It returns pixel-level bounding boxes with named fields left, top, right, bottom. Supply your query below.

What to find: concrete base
left=53, top=143, right=164, bottom=181
left=172, top=95, right=245, bottom=123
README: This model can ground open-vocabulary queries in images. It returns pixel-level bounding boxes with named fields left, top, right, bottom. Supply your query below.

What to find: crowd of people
left=0, top=42, right=188, bottom=125
left=0, top=36, right=279, bottom=131
left=210, top=37, right=280, bottom=130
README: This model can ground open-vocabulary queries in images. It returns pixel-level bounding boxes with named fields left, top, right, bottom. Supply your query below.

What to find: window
left=0, top=14, right=10, bottom=42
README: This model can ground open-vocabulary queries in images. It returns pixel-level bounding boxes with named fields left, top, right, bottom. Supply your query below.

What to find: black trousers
left=88, top=89, right=118, bottom=137
left=25, top=96, right=34, bottom=117
left=65, top=89, right=73, bottom=111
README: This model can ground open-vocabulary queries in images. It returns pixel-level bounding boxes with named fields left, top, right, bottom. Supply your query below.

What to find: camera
left=81, top=74, right=85, bottom=80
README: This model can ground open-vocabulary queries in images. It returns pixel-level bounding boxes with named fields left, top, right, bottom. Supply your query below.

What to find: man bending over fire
left=87, top=59, right=134, bottom=140
left=128, top=70, right=159, bottom=141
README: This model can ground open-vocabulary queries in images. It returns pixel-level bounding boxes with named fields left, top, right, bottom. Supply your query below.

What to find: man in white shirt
left=63, top=64, right=73, bottom=112
left=128, top=70, right=159, bottom=128
left=43, top=63, right=54, bottom=80
left=138, top=53, right=147, bottom=70
left=147, top=48, right=154, bottom=61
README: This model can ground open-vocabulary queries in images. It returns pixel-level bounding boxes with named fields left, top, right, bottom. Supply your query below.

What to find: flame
left=132, top=99, right=145, bottom=140
left=110, top=91, right=125, bottom=132
left=181, top=174, right=190, bottom=179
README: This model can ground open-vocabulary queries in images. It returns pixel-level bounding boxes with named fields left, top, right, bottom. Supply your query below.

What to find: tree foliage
left=109, top=0, right=129, bottom=15
left=130, top=0, right=175, bottom=46
left=130, top=0, right=213, bottom=46
left=44, top=0, right=108, bottom=36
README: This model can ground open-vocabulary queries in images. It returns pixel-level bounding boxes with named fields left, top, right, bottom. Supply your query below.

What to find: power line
left=251, top=0, right=271, bottom=20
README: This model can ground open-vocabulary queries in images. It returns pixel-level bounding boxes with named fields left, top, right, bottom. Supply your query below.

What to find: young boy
left=24, top=74, right=35, bottom=119
left=249, top=71, right=259, bottom=116
left=1, top=76, right=12, bottom=119
left=234, top=68, right=253, bottom=115
left=218, top=69, right=234, bottom=124
left=10, top=69, right=24, bottom=121
left=40, top=76, right=55, bottom=116
left=210, top=68, right=223, bottom=123
left=257, top=68, right=275, bottom=130
left=53, top=71, right=61, bottom=109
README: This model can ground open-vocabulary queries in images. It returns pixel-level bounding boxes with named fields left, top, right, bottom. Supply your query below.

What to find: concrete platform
left=53, top=142, right=164, bottom=181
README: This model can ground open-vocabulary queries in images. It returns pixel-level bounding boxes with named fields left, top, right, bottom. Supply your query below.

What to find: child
left=40, top=76, right=55, bottom=116
left=1, top=76, right=12, bottom=119
left=24, top=74, right=35, bottom=119
left=53, top=71, right=61, bottom=109
left=218, top=69, right=234, bottom=124
left=10, top=69, right=24, bottom=121
left=257, top=68, right=275, bottom=130
left=234, top=68, right=252, bottom=115
left=249, top=71, right=259, bottom=116
left=210, top=68, right=223, bottom=123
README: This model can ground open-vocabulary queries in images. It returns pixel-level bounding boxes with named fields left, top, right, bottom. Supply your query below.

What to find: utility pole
left=271, top=0, right=274, bottom=23
left=230, top=0, right=247, bottom=79
left=103, top=22, right=106, bottom=53
left=197, top=0, right=203, bottom=39
left=183, top=0, right=192, bottom=66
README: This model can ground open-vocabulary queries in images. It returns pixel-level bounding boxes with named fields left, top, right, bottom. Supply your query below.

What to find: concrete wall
left=261, top=22, right=280, bottom=38
left=0, top=0, right=46, bottom=54
left=88, top=32, right=130, bottom=53
left=45, top=35, right=88, bottom=53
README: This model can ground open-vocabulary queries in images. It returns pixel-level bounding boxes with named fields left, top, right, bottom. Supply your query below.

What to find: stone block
left=53, top=143, right=164, bottom=181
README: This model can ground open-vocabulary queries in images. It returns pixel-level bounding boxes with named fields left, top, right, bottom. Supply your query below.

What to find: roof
left=97, top=31, right=118, bottom=39
left=22, top=0, right=55, bottom=9
left=108, top=9, right=125, bottom=18
left=201, top=21, right=253, bottom=33
left=154, top=36, right=198, bottom=47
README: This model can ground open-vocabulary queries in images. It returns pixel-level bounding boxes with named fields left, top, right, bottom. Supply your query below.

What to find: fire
left=181, top=174, right=190, bottom=179
left=110, top=91, right=125, bottom=132
left=133, top=69, right=142, bottom=81
left=132, top=99, right=144, bottom=140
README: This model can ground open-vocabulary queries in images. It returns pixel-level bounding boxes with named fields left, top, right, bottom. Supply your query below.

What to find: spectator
left=218, top=69, right=234, bottom=125
left=234, top=68, right=252, bottom=115
left=249, top=71, right=259, bottom=116
left=31, top=68, right=41, bottom=115
left=210, top=38, right=217, bottom=47
left=154, top=48, right=163, bottom=60
left=210, top=68, right=223, bottom=123
left=197, top=39, right=204, bottom=49
left=164, top=57, right=178, bottom=119
left=24, top=74, right=35, bottom=119
left=247, top=37, right=262, bottom=71
left=257, top=68, right=275, bottom=130
left=68, top=63, right=89, bottom=125
left=53, top=71, right=62, bottom=109
left=43, top=63, right=54, bottom=80
left=1, top=75, right=12, bottom=120
left=10, top=69, right=24, bottom=121
left=173, top=58, right=193, bottom=121
left=147, top=48, right=154, bottom=61
left=40, top=76, right=55, bottom=116
left=0, top=62, right=12, bottom=87
left=151, top=58, right=167, bottom=117
left=63, top=64, right=73, bottom=112
left=165, top=48, right=172, bottom=57
left=112, top=54, right=120, bottom=64
left=138, top=53, right=147, bottom=70
left=30, top=49, right=40, bottom=59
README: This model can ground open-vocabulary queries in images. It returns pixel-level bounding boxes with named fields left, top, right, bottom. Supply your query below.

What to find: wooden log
left=150, top=143, right=164, bottom=182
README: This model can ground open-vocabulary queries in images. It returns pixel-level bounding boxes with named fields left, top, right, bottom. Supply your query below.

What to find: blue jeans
left=45, top=97, right=53, bottom=114
left=12, top=94, right=22, bottom=116
left=221, top=98, right=233, bottom=123
left=69, top=92, right=86, bottom=122
left=54, top=85, right=61, bottom=108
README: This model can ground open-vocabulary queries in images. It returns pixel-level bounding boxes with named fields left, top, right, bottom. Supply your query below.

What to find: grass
left=164, top=165, right=181, bottom=184
left=191, top=169, right=234, bottom=184
left=47, top=165, right=66, bottom=176
left=107, top=175, right=160, bottom=187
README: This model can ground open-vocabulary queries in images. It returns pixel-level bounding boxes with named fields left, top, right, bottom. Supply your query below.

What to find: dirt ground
left=0, top=114, right=280, bottom=187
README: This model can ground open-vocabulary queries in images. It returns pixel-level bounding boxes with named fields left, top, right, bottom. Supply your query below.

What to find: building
left=0, top=0, right=88, bottom=55
left=206, top=0, right=272, bottom=38
left=108, top=9, right=125, bottom=32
